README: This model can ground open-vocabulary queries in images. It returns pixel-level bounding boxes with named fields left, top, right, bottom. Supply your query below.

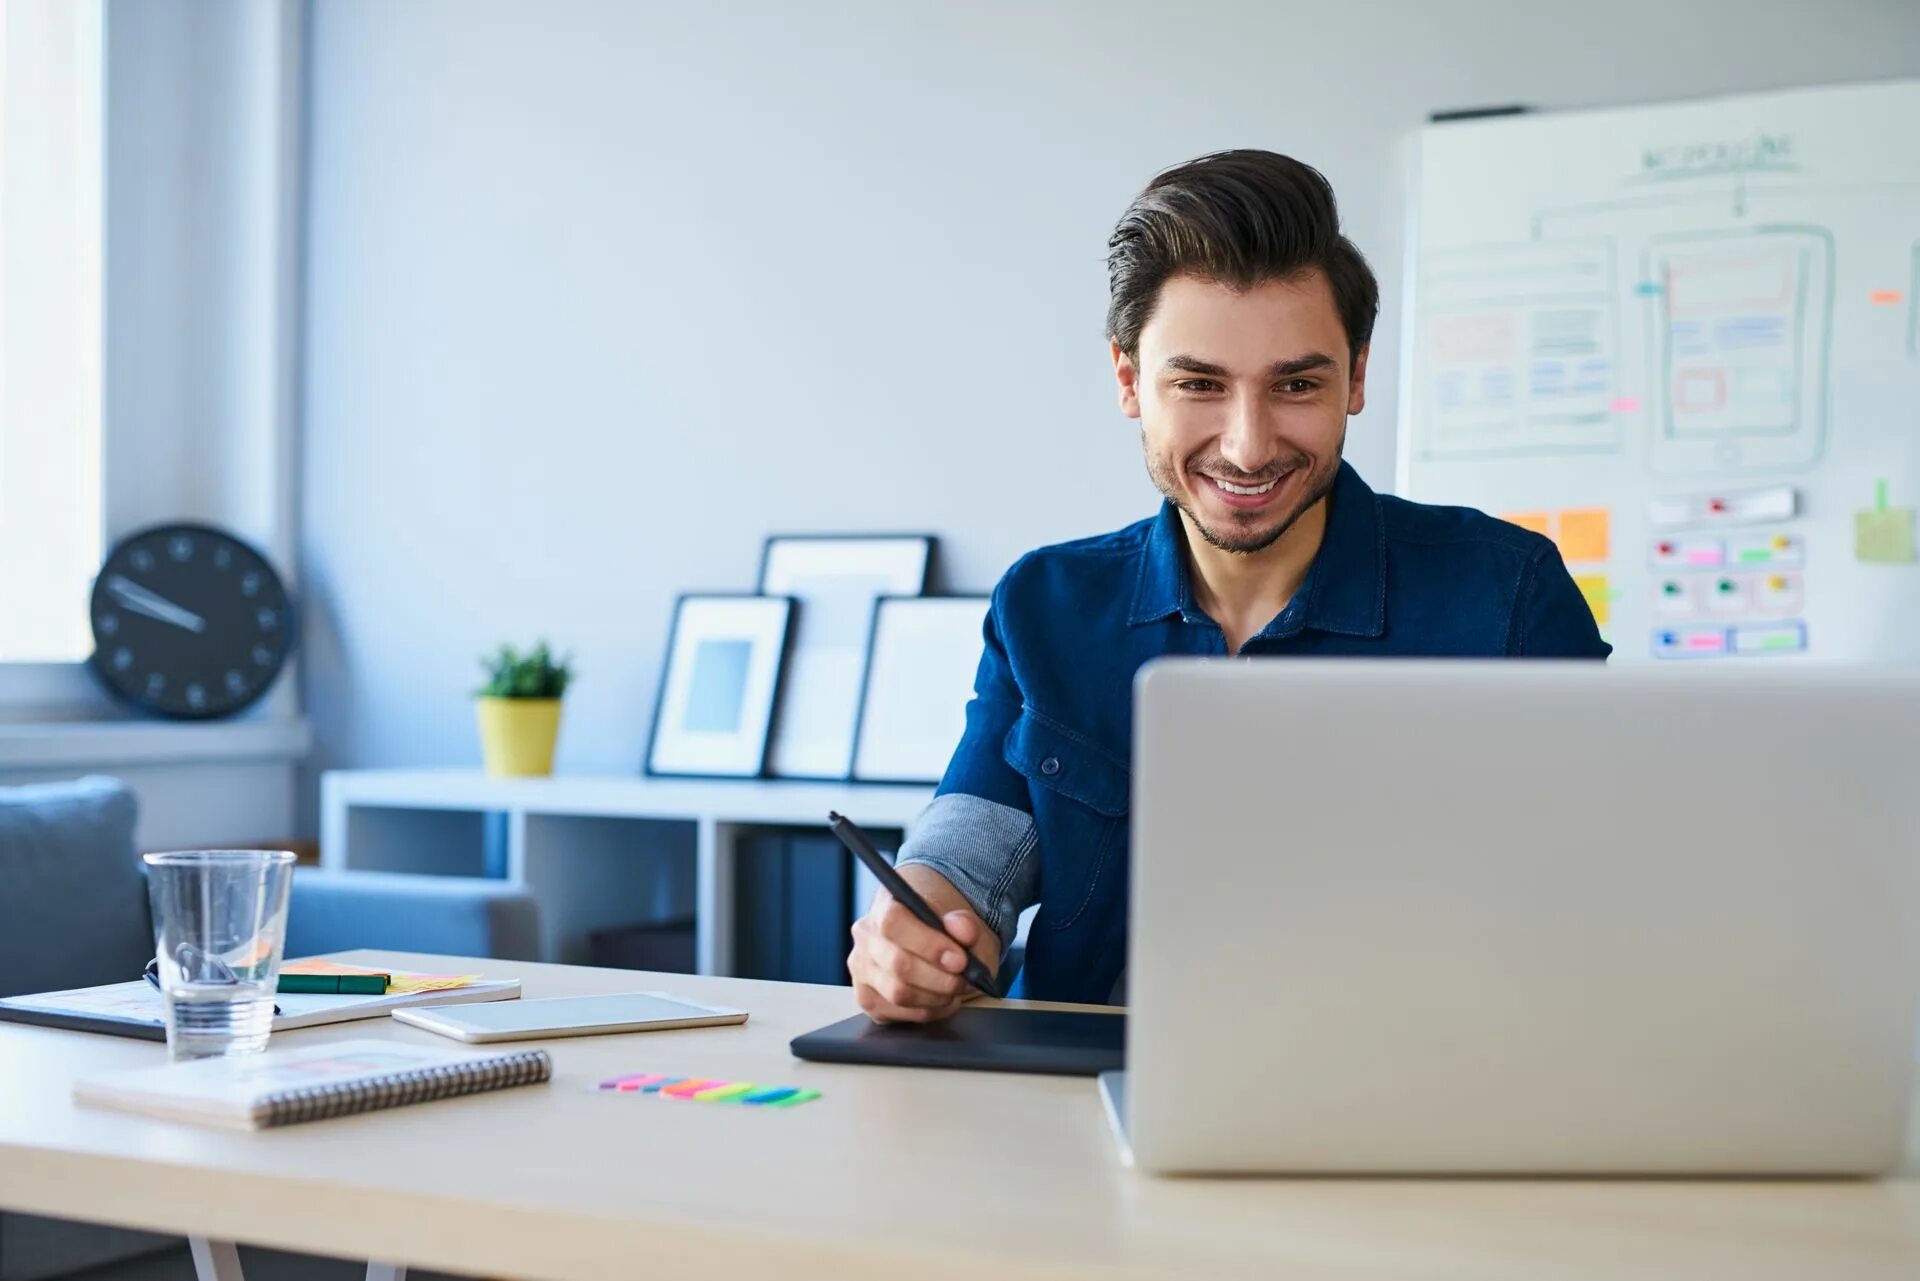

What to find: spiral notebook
left=74, top=1039, right=552, bottom=1130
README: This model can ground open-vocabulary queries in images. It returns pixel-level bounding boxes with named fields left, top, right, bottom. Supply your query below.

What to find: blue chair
left=0, top=776, right=539, bottom=1280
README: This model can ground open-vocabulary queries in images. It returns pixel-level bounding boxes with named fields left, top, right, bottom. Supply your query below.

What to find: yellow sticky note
left=1857, top=481, right=1915, bottom=564
left=1501, top=512, right=1552, bottom=538
left=1557, top=508, right=1610, bottom=562
left=1573, top=573, right=1610, bottom=627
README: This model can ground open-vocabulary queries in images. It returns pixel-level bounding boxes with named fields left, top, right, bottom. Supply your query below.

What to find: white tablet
left=391, top=992, right=748, bottom=1043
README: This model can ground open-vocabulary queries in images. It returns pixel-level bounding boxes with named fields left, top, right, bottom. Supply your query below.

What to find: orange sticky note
left=1500, top=512, right=1552, bottom=538
left=1572, top=573, right=1610, bottom=627
left=1557, top=508, right=1610, bottom=562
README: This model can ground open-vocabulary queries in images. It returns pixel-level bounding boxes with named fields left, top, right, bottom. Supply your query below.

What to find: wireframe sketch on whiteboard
left=1413, top=241, right=1621, bottom=460
left=1643, top=225, right=1832, bottom=476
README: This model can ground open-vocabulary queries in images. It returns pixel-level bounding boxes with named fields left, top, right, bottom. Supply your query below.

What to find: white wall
left=298, top=0, right=1920, bottom=814
left=0, top=0, right=306, bottom=851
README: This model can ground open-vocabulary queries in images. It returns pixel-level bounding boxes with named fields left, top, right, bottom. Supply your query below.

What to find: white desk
left=320, top=770, right=937, bottom=972
left=5, top=951, right=1920, bottom=1281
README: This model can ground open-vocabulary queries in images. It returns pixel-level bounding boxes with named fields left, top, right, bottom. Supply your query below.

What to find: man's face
left=1114, top=270, right=1367, bottom=555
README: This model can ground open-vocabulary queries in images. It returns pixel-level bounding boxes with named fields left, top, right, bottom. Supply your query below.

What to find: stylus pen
left=827, top=811, right=1001, bottom=999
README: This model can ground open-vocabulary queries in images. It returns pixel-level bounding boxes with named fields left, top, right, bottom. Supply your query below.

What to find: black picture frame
left=755, top=534, right=937, bottom=782
left=643, top=592, right=797, bottom=780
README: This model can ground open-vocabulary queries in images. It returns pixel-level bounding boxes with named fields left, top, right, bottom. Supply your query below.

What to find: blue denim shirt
left=897, top=461, right=1611, bottom=1005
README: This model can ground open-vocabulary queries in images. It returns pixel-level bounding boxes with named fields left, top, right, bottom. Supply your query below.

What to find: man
left=848, top=150, right=1609, bottom=1022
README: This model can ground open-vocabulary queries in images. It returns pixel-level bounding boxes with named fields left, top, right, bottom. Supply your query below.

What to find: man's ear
left=1113, top=341, right=1143, bottom=420
left=1346, top=343, right=1369, bottom=416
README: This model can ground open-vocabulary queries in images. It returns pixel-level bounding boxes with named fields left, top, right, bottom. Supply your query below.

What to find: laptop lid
left=1127, top=660, right=1920, bottom=1175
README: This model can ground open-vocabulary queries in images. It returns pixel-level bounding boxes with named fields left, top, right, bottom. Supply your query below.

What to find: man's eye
left=1175, top=379, right=1220, bottom=393
left=1277, top=379, right=1317, bottom=395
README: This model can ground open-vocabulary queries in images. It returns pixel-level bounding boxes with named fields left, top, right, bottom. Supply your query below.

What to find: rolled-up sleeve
left=893, top=577, right=1040, bottom=953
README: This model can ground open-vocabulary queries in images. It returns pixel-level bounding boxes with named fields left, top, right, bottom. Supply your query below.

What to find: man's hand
left=848, top=865, right=1000, bottom=1024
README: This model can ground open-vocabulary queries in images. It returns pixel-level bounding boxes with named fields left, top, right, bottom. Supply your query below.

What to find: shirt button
left=1040, top=756, right=1061, bottom=776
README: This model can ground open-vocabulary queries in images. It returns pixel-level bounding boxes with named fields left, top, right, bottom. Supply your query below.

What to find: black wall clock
left=87, top=523, right=296, bottom=719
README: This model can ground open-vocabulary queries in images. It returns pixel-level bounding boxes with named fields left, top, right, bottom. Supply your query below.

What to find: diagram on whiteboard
left=1415, top=242, right=1620, bottom=459
left=1644, top=226, right=1832, bottom=475
left=1400, top=80, right=1920, bottom=665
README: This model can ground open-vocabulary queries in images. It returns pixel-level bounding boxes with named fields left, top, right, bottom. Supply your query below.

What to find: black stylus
left=828, top=810, right=1001, bottom=999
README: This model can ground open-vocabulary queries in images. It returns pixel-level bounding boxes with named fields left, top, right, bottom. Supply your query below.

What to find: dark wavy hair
left=1105, top=150, right=1379, bottom=365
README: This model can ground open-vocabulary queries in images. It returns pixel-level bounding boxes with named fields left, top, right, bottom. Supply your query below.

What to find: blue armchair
left=0, top=775, right=539, bottom=1281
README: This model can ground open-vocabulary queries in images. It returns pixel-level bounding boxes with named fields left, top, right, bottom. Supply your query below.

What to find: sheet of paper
left=1573, top=573, right=1611, bottom=626
left=1856, top=482, right=1916, bottom=564
left=1556, top=508, right=1610, bottom=563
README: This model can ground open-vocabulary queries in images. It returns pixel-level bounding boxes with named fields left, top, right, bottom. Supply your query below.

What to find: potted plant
left=475, top=641, right=572, bottom=777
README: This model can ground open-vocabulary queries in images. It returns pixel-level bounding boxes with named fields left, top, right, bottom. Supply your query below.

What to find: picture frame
left=645, top=593, right=796, bottom=779
left=850, top=595, right=991, bottom=785
left=757, top=534, right=935, bottom=781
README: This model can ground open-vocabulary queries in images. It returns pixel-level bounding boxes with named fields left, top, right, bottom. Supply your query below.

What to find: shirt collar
left=1127, top=460, right=1387, bottom=638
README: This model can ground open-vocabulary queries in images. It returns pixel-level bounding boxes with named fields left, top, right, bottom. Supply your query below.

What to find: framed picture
left=758, top=534, right=934, bottom=780
left=646, top=594, right=796, bottom=779
left=851, top=595, right=991, bottom=785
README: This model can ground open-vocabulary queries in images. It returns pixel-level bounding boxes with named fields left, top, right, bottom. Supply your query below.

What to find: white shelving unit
left=319, top=769, right=935, bottom=974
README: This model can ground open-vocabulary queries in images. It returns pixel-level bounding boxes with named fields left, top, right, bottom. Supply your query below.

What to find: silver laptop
left=1105, top=660, right=1920, bottom=1175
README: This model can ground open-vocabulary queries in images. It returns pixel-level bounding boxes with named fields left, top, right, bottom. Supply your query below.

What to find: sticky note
left=764, top=1089, right=821, bottom=1109
left=1500, top=512, right=1551, bottom=538
left=692, top=1083, right=757, bottom=1103
left=1572, top=573, right=1610, bottom=626
left=1856, top=480, right=1916, bottom=564
left=661, top=1079, right=720, bottom=1098
left=739, top=1087, right=799, bottom=1106
left=1556, top=508, right=1610, bottom=562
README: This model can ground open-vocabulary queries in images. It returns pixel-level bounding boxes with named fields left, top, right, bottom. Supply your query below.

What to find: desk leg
left=189, top=1238, right=243, bottom=1281
left=188, top=1239, right=406, bottom=1281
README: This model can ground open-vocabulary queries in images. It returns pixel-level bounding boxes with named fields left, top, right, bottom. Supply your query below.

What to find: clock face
left=87, top=524, right=295, bottom=720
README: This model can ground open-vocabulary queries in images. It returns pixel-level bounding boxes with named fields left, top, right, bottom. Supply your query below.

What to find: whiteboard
left=1398, top=80, right=1920, bottom=663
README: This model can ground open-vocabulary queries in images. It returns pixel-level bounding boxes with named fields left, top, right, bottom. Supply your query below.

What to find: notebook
left=0, top=971, right=521, bottom=1042
left=74, top=1038, right=552, bottom=1130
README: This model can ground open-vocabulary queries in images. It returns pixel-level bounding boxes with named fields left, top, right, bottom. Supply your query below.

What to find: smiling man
left=847, top=150, right=1610, bottom=1021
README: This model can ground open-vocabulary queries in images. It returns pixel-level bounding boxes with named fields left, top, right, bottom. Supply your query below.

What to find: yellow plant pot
left=476, top=697, right=562, bottom=777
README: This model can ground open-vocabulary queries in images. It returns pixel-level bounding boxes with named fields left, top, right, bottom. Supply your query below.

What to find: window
left=0, top=0, right=102, bottom=664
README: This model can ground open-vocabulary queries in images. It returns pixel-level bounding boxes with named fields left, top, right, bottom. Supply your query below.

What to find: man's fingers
left=942, top=910, right=981, bottom=950
left=866, top=932, right=966, bottom=998
left=876, top=898, right=973, bottom=972
left=854, top=979, right=938, bottom=1024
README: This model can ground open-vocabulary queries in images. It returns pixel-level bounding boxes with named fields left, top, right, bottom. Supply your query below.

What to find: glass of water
left=144, top=850, right=296, bottom=1059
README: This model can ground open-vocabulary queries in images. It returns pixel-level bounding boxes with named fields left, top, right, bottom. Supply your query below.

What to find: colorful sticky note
left=692, top=1082, right=757, bottom=1103
left=1556, top=508, right=1610, bottom=562
left=765, top=1089, right=821, bottom=1109
left=1572, top=573, right=1610, bottom=627
left=1856, top=480, right=1916, bottom=564
left=739, top=1087, right=800, bottom=1106
left=661, top=1079, right=721, bottom=1098
left=1500, top=512, right=1552, bottom=539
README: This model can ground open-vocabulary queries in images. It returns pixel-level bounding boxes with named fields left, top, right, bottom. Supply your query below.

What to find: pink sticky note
left=616, top=1074, right=669, bottom=1092
left=1609, top=396, right=1641, bottom=413
left=661, top=1079, right=721, bottom=1099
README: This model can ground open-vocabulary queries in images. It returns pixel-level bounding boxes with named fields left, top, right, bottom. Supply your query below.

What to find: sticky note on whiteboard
left=1856, top=481, right=1916, bottom=564
left=1572, top=573, right=1610, bottom=626
left=1556, top=509, right=1610, bottom=562
left=1652, top=626, right=1729, bottom=659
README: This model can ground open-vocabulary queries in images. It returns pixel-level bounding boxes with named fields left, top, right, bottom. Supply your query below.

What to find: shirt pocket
left=1002, top=711, right=1129, bottom=932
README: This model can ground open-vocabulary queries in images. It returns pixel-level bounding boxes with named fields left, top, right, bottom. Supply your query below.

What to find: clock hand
left=105, top=574, right=207, bottom=634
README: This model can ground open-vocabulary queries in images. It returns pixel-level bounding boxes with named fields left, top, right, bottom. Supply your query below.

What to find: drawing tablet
left=790, top=1007, right=1124, bottom=1076
left=393, top=992, right=746, bottom=1043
